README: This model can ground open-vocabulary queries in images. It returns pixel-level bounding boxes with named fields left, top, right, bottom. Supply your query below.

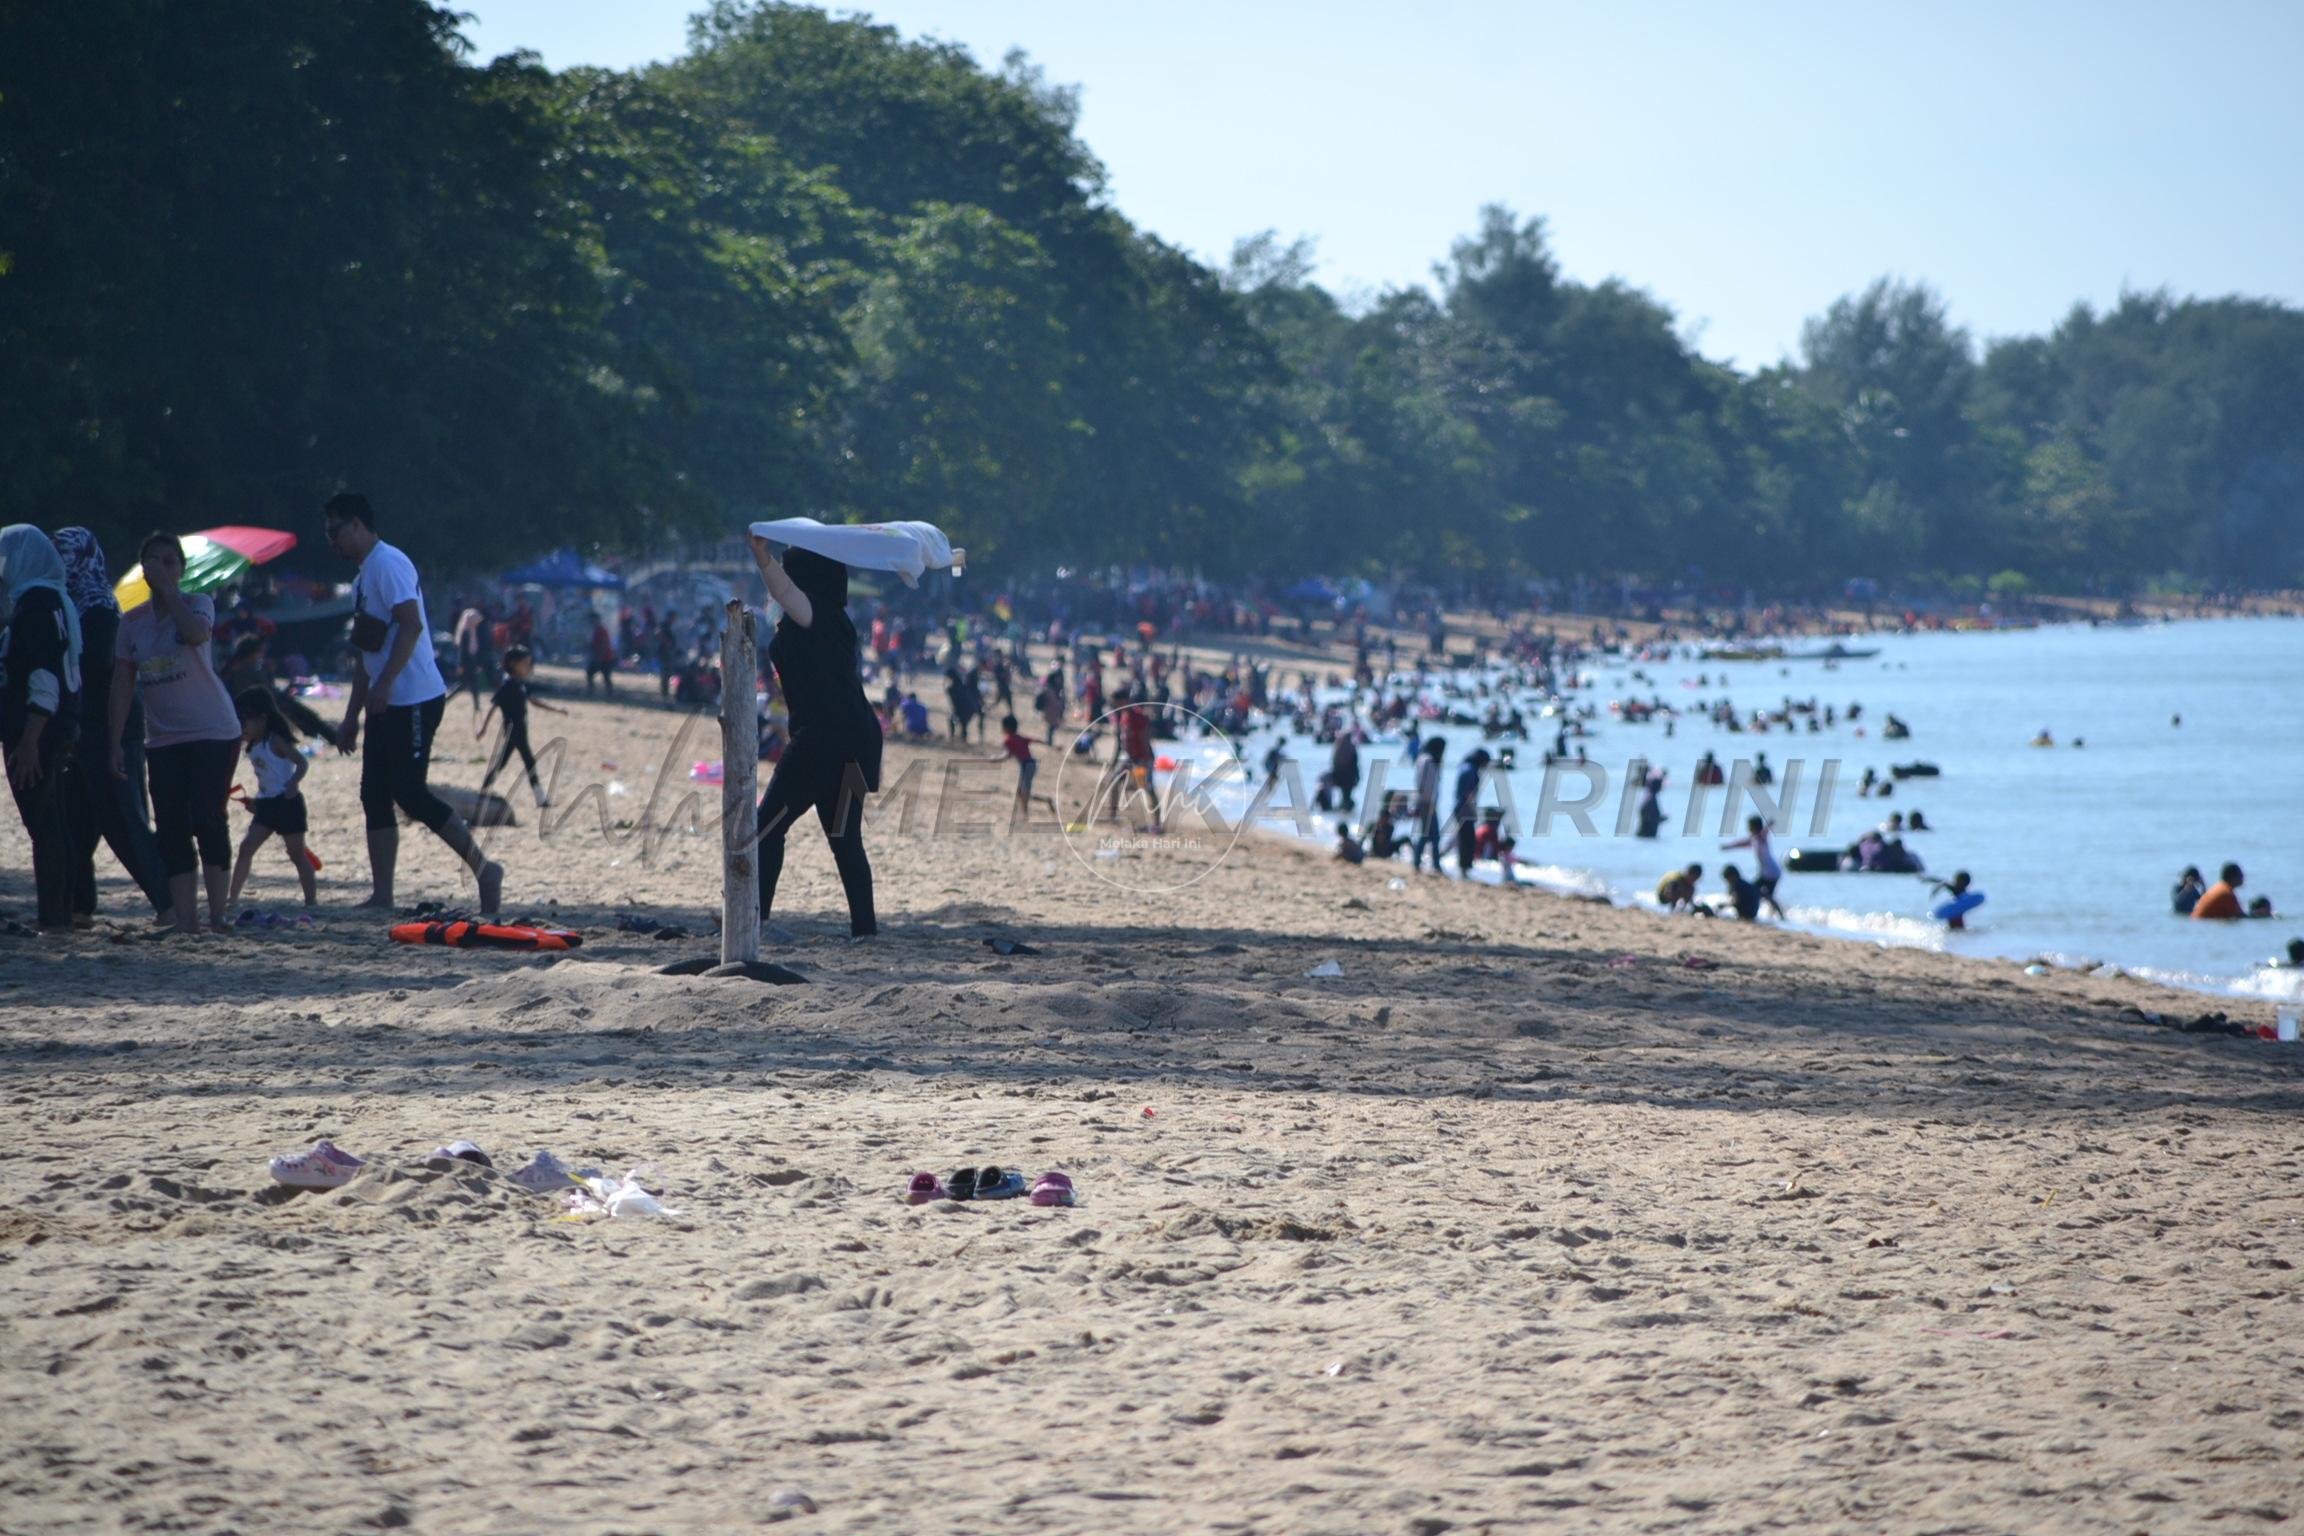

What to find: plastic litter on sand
left=561, top=1171, right=682, bottom=1221
left=1306, top=959, right=1344, bottom=978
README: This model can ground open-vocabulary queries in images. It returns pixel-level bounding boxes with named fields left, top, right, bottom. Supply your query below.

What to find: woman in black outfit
left=52, top=528, right=169, bottom=918
left=1, top=524, right=94, bottom=931
left=747, top=535, right=881, bottom=938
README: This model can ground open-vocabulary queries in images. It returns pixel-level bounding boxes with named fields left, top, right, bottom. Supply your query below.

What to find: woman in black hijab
left=747, top=534, right=882, bottom=938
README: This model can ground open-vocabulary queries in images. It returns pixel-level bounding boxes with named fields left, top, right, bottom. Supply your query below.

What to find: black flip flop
left=947, top=1167, right=979, bottom=1201
left=975, top=1166, right=1027, bottom=1200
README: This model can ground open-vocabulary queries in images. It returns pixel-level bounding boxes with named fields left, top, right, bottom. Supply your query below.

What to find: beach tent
left=499, top=548, right=625, bottom=589
left=1283, top=577, right=1342, bottom=606
left=114, top=526, right=297, bottom=610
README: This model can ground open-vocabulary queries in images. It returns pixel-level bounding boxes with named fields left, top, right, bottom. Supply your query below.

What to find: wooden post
left=720, top=600, right=760, bottom=964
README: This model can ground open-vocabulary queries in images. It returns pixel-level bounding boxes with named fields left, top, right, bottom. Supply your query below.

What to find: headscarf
left=0, top=523, right=84, bottom=662
left=52, top=526, right=117, bottom=616
left=781, top=546, right=849, bottom=614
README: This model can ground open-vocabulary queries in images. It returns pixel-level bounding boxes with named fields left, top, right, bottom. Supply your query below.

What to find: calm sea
left=1208, top=616, right=2304, bottom=1004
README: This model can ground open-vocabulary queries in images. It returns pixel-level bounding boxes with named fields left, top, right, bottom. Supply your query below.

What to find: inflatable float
left=1933, top=890, right=1986, bottom=924
left=1889, top=762, right=1940, bottom=779
left=390, top=918, right=583, bottom=951
left=749, top=517, right=963, bottom=588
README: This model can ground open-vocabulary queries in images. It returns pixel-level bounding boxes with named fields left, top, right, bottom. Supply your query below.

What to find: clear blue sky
left=458, top=0, right=2304, bottom=371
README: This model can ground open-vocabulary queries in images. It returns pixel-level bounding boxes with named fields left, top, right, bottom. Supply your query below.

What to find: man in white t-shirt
left=326, top=493, right=504, bottom=913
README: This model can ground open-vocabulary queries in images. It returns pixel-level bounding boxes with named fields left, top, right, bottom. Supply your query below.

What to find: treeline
left=4, top=1, right=2299, bottom=592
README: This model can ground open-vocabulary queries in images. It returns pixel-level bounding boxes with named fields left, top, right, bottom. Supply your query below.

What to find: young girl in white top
left=228, top=687, right=316, bottom=910
left=1721, top=814, right=1787, bottom=919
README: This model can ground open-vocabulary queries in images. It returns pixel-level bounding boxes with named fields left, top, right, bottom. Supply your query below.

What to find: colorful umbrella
left=115, top=526, right=298, bottom=611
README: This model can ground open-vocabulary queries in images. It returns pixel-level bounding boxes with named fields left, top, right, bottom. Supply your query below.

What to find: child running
left=991, top=713, right=1056, bottom=823
left=227, top=687, right=317, bottom=910
left=476, top=644, right=565, bottom=808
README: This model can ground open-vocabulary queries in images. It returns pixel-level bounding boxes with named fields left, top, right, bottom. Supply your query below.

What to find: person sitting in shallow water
left=2172, top=866, right=2206, bottom=916
left=1656, top=863, right=1710, bottom=915
left=1366, top=802, right=1405, bottom=861
left=1719, top=864, right=1763, bottom=921
left=2192, top=862, right=2246, bottom=921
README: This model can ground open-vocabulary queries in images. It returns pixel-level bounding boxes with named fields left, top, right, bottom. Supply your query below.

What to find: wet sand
left=3, top=684, right=2299, bottom=1534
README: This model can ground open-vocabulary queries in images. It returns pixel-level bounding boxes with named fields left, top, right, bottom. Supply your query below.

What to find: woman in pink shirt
left=111, top=533, right=244, bottom=934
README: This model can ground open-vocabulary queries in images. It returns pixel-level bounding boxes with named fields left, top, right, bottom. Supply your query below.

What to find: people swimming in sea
left=1907, top=809, right=1929, bottom=831
left=2246, top=896, right=2276, bottom=919
left=2191, top=862, right=2246, bottom=920
left=2030, top=728, right=2054, bottom=748
left=2172, top=866, right=2205, bottom=916
left=1635, top=773, right=1666, bottom=838
left=1929, top=870, right=1984, bottom=930
left=2276, top=937, right=2304, bottom=968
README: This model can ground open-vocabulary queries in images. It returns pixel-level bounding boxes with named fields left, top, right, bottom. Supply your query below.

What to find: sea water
left=1195, top=616, right=2304, bottom=1003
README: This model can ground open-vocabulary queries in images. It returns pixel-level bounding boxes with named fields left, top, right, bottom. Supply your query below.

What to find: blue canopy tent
left=499, top=549, right=624, bottom=589
left=1283, top=577, right=1342, bottom=606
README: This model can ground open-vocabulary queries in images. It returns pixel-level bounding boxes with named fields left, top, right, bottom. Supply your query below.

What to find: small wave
left=2219, top=967, right=2304, bottom=1004
left=1776, top=902, right=1946, bottom=950
left=1509, top=863, right=1615, bottom=899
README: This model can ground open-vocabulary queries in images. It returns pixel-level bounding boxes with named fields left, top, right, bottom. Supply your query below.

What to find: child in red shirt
left=994, top=714, right=1041, bottom=820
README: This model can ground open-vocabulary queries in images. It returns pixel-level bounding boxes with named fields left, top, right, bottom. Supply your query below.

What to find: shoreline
left=1229, top=814, right=2303, bottom=1010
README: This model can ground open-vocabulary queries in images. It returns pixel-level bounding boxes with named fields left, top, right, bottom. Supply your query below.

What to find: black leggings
left=755, top=750, right=876, bottom=937
left=361, top=696, right=453, bottom=833
left=9, top=731, right=92, bottom=927
left=73, top=730, right=167, bottom=914
left=483, top=720, right=542, bottom=796
left=147, top=737, right=237, bottom=878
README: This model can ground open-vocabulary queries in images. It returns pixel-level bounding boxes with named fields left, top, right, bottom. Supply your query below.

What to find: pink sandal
left=269, top=1139, right=367, bottom=1189
left=904, top=1171, right=947, bottom=1205
left=1029, top=1172, right=1075, bottom=1207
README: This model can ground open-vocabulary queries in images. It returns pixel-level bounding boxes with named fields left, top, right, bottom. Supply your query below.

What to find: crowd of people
left=0, top=497, right=503, bottom=936
left=11, top=533, right=2297, bottom=977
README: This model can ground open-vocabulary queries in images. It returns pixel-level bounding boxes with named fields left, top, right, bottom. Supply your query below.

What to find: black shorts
left=251, top=794, right=308, bottom=836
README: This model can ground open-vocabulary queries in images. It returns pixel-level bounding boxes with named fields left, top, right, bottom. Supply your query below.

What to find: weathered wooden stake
left=720, top=600, right=760, bottom=964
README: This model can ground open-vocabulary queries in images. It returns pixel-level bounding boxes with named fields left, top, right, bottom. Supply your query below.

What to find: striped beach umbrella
left=114, top=526, right=298, bottom=611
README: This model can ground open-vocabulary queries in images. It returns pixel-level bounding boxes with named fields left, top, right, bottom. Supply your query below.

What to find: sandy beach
left=4, top=681, right=2300, bottom=1535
